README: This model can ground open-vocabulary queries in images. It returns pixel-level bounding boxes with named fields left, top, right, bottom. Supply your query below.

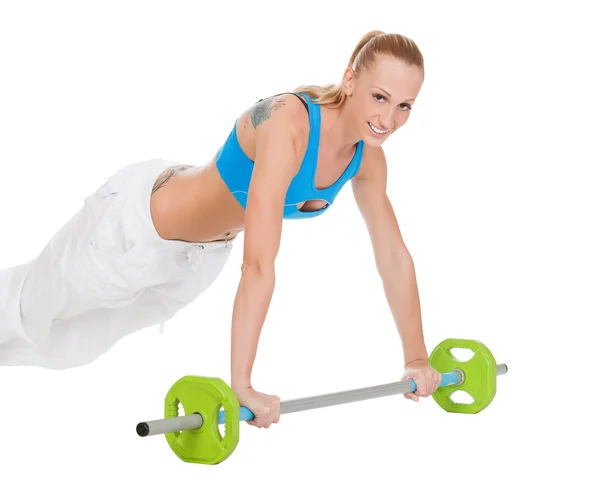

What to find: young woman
left=0, top=30, right=441, bottom=428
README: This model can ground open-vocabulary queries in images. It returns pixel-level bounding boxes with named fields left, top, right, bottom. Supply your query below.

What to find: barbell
left=135, top=338, right=508, bottom=465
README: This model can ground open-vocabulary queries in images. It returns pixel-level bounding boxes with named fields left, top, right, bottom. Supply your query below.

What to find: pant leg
left=0, top=158, right=234, bottom=369
left=33, top=244, right=232, bottom=369
left=0, top=260, right=36, bottom=346
left=0, top=177, right=121, bottom=354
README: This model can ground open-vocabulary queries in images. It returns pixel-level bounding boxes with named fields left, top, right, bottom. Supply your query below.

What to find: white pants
left=0, top=159, right=233, bottom=369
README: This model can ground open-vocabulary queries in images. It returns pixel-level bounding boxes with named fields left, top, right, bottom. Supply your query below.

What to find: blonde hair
left=293, top=30, right=424, bottom=109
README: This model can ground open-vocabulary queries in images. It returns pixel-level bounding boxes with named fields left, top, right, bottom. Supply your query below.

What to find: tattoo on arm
left=151, top=165, right=195, bottom=194
left=244, top=96, right=287, bottom=129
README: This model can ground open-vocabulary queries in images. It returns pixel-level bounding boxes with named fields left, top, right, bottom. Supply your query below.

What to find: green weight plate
left=429, top=339, right=497, bottom=414
left=164, top=376, right=240, bottom=465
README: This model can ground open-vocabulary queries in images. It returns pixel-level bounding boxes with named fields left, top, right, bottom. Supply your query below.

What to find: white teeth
left=368, top=122, right=389, bottom=134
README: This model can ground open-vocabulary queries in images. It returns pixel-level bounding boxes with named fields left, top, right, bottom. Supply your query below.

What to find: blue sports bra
left=215, top=92, right=364, bottom=219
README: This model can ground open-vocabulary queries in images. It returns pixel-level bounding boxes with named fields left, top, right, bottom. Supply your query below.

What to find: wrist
left=404, top=356, right=429, bottom=368
left=402, top=339, right=428, bottom=366
left=231, top=380, right=252, bottom=392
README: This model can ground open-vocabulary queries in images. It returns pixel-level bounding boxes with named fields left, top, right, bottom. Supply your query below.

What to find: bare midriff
left=149, top=94, right=360, bottom=244
left=149, top=157, right=247, bottom=243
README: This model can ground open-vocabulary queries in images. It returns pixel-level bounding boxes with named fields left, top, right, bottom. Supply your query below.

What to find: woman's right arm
left=230, top=99, right=305, bottom=392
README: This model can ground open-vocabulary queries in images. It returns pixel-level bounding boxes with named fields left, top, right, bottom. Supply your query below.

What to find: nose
left=380, top=108, right=396, bottom=130
left=381, top=120, right=393, bottom=131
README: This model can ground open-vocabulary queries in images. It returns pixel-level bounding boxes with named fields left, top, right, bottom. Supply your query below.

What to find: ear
left=342, top=66, right=356, bottom=96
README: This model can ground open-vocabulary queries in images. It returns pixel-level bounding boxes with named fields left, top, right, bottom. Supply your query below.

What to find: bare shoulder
left=234, top=93, right=310, bottom=165
left=239, top=93, right=309, bottom=138
left=354, top=144, right=387, bottom=183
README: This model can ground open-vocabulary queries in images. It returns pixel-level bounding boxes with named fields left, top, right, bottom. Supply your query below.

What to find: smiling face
left=342, top=54, right=424, bottom=146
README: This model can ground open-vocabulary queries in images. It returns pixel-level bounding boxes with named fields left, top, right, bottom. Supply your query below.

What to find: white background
left=1, top=0, right=598, bottom=482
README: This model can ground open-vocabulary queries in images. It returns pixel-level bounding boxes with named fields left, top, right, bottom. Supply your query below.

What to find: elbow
left=240, top=258, right=277, bottom=295
left=376, top=250, right=413, bottom=276
left=241, top=258, right=276, bottom=279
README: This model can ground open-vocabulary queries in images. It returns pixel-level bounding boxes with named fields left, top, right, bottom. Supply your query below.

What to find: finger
left=422, top=375, right=434, bottom=396
left=420, top=383, right=430, bottom=397
left=415, top=376, right=427, bottom=396
left=270, top=407, right=279, bottom=425
left=424, top=375, right=435, bottom=395
left=429, top=372, right=438, bottom=394
left=427, top=371, right=439, bottom=395
left=414, top=377, right=426, bottom=397
left=426, top=377, right=437, bottom=396
left=409, top=375, right=419, bottom=393
left=250, top=417, right=266, bottom=428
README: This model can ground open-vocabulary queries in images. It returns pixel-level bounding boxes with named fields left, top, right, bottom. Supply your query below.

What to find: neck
left=320, top=101, right=362, bottom=158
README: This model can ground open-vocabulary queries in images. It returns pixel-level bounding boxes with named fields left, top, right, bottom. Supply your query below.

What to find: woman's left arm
left=351, top=146, right=441, bottom=399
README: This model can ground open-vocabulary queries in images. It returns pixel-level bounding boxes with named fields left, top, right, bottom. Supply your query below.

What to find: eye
left=373, top=93, right=412, bottom=111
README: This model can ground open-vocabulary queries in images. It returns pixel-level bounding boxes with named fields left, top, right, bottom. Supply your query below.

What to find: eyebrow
left=371, top=86, right=415, bottom=102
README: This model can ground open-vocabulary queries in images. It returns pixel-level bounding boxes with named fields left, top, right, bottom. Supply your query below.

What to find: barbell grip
left=226, top=364, right=506, bottom=424
left=235, top=368, right=454, bottom=423
left=136, top=364, right=507, bottom=436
